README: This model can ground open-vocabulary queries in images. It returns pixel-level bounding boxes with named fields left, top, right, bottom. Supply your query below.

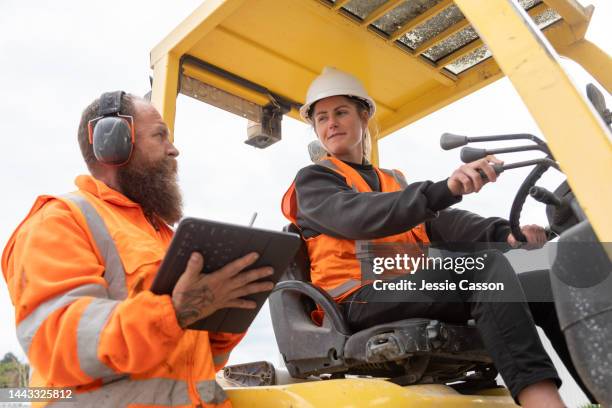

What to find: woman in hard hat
left=281, top=67, right=595, bottom=407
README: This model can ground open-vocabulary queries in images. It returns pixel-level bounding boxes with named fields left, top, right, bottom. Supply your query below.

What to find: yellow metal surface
left=454, top=0, right=612, bottom=245
left=331, top=0, right=350, bottom=11
left=543, top=0, right=593, bottom=32
left=151, top=0, right=580, bottom=141
left=150, top=0, right=246, bottom=66
left=377, top=57, right=503, bottom=139
left=226, top=379, right=518, bottom=408
left=152, top=0, right=462, bottom=131
left=559, top=39, right=612, bottom=93
left=151, top=0, right=592, bottom=142
left=151, top=53, right=180, bottom=141
left=370, top=126, right=380, bottom=167
left=434, top=1, right=549, bottom=71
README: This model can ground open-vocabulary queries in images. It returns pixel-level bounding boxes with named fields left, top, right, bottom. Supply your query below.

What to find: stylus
left=248, top=212, right=258, bottom=227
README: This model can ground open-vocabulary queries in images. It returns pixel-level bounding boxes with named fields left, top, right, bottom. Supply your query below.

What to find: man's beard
left=116, top=155, right=183, bottom=225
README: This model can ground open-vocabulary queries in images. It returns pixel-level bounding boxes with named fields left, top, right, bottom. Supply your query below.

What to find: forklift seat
left=269, top=225, right=497, bottom=388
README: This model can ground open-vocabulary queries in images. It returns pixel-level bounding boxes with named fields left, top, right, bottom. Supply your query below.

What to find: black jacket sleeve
left=294, top=164, right=461, bottom=240
left=425, top=208, right=512, bottom=244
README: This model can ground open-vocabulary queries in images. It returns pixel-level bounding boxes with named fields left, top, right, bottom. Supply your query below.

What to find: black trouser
left=341, top=250, right=596, bottom=403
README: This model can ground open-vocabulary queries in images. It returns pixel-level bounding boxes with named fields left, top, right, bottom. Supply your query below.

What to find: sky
left=0, top=1, right=610, bottom=406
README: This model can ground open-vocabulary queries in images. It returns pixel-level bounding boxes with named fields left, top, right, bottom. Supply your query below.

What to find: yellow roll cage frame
left=150, top=0, right=611, bottom=254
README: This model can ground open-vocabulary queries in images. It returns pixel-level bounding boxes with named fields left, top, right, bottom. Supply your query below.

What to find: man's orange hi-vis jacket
left=2, top=175, right=243, bottom=407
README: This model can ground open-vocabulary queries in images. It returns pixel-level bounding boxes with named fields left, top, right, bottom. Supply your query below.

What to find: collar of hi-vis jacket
left=75, top=175, right=141, bottom=208
left=282, top=156, right=406, bottom=225
left=322, top=156, right=403, bottom=193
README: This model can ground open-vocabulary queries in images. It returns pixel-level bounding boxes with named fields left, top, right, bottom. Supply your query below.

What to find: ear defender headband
left=87, top=91, right=135, bottom=166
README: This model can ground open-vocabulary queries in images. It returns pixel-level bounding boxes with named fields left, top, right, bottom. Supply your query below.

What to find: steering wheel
left=508, top=163, right=555, bottom=242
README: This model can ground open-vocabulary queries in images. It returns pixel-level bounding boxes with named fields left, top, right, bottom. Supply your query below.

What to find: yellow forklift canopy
left=149, top=0, right=611, bottom=243
left=150, top=0, right=607, bottom=138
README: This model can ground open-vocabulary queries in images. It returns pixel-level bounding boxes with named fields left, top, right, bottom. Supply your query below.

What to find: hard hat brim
left=300, top=93, right=376, bottom=123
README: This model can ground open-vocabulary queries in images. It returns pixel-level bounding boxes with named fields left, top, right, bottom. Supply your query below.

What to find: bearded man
left=1, top=92, right=274, bottom=408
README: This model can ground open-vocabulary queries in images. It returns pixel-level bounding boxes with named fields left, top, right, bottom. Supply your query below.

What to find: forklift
left=149, top=0, right=611, bottom=406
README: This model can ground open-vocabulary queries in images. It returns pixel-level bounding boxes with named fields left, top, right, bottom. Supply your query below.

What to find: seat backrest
left=270, top=225, right=350, bottom=378
left=281, top=224, right=311, bottom=282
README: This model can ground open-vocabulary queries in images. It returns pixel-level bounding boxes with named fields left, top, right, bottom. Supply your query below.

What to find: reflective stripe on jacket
left=282, top=157, right=430, bottom=300
left=1, top=175, right=242, bottom=407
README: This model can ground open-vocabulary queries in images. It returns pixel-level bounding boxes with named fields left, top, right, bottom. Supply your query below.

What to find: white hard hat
left=300, top=67, right=376, bottom=123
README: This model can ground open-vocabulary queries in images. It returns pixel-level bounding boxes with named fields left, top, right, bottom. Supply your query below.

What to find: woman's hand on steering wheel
left=507, top=224, right=547, bottom=250
left=447, top=155, right=503, bottom=196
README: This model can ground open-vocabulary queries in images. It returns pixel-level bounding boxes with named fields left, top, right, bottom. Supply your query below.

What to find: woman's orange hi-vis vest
left=2, top=175, right=241, bottom=408
left=282, top=157, right=430, bottom=301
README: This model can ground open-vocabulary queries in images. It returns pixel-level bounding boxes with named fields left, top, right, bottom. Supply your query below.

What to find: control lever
left=440, top=133, right=468, bottom=150
left=461, top=145, right=550, bottom=163
left=529, top=186, right=573, bottom=226
left=440, top=132, right=548, bottom=150
left=587, top=83, right=611, bottom=126
left=476, top=158, right=558, bottom=181
left=476, top=164, right=504, bottom=181
left=529, top=186, right=562, bottom=207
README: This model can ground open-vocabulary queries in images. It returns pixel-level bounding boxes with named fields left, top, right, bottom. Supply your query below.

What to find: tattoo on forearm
left=176, top=285, right=215, bottom=328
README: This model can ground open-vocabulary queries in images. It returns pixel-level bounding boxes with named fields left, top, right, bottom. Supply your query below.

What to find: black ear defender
left=87, top=91, right=135, bottom=166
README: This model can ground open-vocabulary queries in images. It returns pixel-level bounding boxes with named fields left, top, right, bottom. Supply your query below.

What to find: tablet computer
left=151, top=217, right=302, bottom=333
